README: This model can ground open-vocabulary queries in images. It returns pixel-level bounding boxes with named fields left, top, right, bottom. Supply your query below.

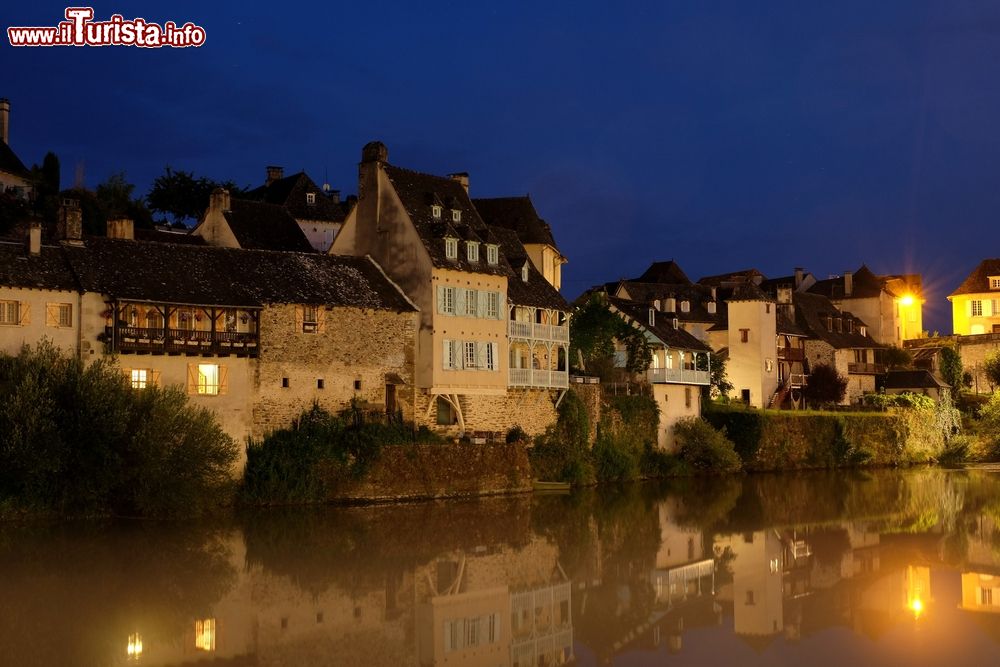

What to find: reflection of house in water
left=960, top=515, right=1000, bottom=619
left=413, top=537, right=573, bottom=666
left=715, top=531, right=786, bottom=641
left=650, top=499, right=715, bottom=610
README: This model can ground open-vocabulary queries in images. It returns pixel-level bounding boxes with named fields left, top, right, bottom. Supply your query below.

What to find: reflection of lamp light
left=910, top=597, right=924, bottom=618
left=127, top=633, right=143, bottom=660
left=900, top=295, right=915, bottom=307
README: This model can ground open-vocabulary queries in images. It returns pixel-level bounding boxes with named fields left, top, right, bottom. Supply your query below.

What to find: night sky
left=5, top=1, right=1000, bottom=334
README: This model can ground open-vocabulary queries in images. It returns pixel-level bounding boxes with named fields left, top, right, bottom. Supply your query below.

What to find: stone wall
left=252, top=304, right=417, bottom=438
left=414, top=387, right=558, bottom=437
left=803, top=340, right=875, bottom=404
left=569, top=381, right=601, bottom=445
left=330, top=442, right=532, bottom=501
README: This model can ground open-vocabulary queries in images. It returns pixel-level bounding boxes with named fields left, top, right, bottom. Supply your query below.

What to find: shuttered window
left=46, top=303, right=72, bottom=328
left=187, top=363, right=228, bottom=396
left=0, top=300, right=21, bottom=325
left=438, top=286, right=456, bottom=315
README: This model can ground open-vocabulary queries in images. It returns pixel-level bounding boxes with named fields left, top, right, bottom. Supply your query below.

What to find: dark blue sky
left=5, top=1, right=1000, bottom=333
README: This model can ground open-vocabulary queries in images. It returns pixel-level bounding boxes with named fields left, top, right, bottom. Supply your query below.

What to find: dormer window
left=835, top=318, right=842, bottom=333
left=467, top=241, right=480, bottom=262
left=707, top=302, right=717, bottom=314
left=521, top=264, right=529, bottom=282
left=306, top=192, right=316, bottom=205
left=486, top=244, right=499, bottom=265
left=680, top=300, right=690, bottom=313
left=673, top=318, right=680, bottom=330
left=848, top=320, right=854, bottom=333
left=860, top=325, right=867, bottom=337
left=432, top=205, right=442, bottom=219
left=445, top=238, right=458, bottom=260
left=826, top=316, right=833, bottom=332
left=991, top=276, right=1000, bottom=290
left=653, top=299, right=661, bottom=311
left=648, top=309, right=655, bottom=326
left=452, top=209, right=461, bottom=223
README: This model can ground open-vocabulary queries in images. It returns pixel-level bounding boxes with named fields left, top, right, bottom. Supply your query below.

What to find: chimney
left=107, top=217, right=134, bottom=240
left=266, top=166, right=283, bottom=185
left=210, top=187, right=231, bottom=213
left=449, top=172, right=470, bottom=194
left=0, top=98, right=9, bottom=145
left=57, top=198, right=82, bottom=242
left=844, top=271, right=853, bottom=297
left=361, top=141, right=388, bottom=164
left=327, top=188, right=340, bottom=204
left=27, top=219, right=41, bottom=256
left=794, top=267, right=804, bottom=289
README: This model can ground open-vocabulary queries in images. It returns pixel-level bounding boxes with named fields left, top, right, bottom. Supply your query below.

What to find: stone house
left=246, top=166, right=351, bottom=253
left=331, top=142, right=571, bottom=437
left=193, top=188, right=315, bottom=252
left=949, top=258, right=1000, bottom=336
left=0, top=216, right=418, bottom=467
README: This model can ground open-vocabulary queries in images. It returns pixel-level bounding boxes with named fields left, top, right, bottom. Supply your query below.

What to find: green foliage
left=530, top=391, right=593, bottom=485
left=569, top=294, right=652, bottom=379
left=506, top=425, right=528, bottom=444
left=940, top=346, right=966, bottom=393
left=704, top=405, right=764, bottom=461
left=0, top=342, right=238, bottom=516
left=698, top=352, right=732, bottom=398
left=29, top=151, right=60, bottom=224
left=863, top=392, right=936, bottom=410
left=984, top=351, right=1000, bottom=391
left=147, top=167, right=248, bottom=225
left=243, top=402, right=439, bottom=504
left=805, top=363, right=848, bottom=407
left=95, top=172, right=155, bottom=229
left=976, top=392, right=1000, bottom=459
left=884, top=346, right=913, bottom=370
left=938, top=435, right=972, bottom=465
left=673, top=417, right=742, bottom=473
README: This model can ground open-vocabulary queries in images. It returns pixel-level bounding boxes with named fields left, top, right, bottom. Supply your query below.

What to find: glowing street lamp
left=900, top=294, right=915, bottom=307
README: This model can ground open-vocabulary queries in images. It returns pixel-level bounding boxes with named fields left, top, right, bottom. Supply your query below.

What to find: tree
left=697, top=352, right=732, bottom=399
left=569, top=294, right=652, bottom=379
left=805, top=363, right=848, bottom=407
left=984, top=351, right=1000, bottom=392
left=884, top=346, right=913, bottom=370
left=146, top=167, right=247, bottom=225
left=940, top=346, right=966, bottom=394
left=30, top=151, right=61, bottom=223
left=95, top=172, right=154, bottom=229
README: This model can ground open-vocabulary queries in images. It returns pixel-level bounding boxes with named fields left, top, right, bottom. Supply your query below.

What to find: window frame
left=451, top=209, right=461, bottom=223
left=486, top=244, right=499, bottom=265
left=0, top=300, right=21, bottom=325
left=486, top=292, right=500, bottom=319
left=464, top=341, right=477, bottom=369
left=445, top=237, right=458, bottom=260
left=972, top=300, right=984, bottom=317
left=466, top=241, right=479, bottom=263
left=990, top=276, right=1000, bottom=290
left=305, top=192, right=316, bottom=205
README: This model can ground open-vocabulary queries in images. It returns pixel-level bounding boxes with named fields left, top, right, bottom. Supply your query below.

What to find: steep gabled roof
left=383, top=164, right=508, bottom=277
left=222, top=199, right=315, bottom=253
left=246, top=171, right=348, bottom=223
left=882, top=369, right=949, bottom=390
left=727, top=281, right=773, bottom=303
left=636, top=260, right=691, bottom=285
left=0, top=142, right=30, bottom=179
left=613, top=280, right=720, bottom=324
left=950, top=259, right=1000, bottom=297
left=63, top=238, right=415, bottom=311
left=698, top=268, right=765, bottom=287
left=792, top=292, right=883, bottom=349
left=472, top=196, right=558, bottom=248
left=608, top=296, right=712, bottom=353
left=0, top=240, right=78, bottom=291
left=808, top=265, right=884, bottom=300
left=490, top=225, right=569, bottom=312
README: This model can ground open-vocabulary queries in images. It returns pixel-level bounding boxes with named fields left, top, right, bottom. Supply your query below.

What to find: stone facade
left=803, top=339, right=876, bottom=404
left=252, top=304, right=417, bottom=438
left=414, top=387, right=558, bottom=437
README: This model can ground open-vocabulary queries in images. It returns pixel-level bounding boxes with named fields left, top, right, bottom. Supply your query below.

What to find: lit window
left=445, top=238, right=458, bottom=259
left=196, top=364, right=220, bottom=395
left=131, top=369, right=148, bottom=389
left=432, top=205, right=442, bottom=219
left=452, top=209, right=461, bottom=223
left=972, top=300, right=983, bottom=317
left=0, top=300, right=21, bottom=325
left=990, top=277, right=1000, bottom=290
left=486, top=244, right=499, bottom=265
left=464, top=341, right=477, bottom=369
left=127, top=633, right=143, bottom=661
left=467, top=242, right=479, bottom=262
left=860, top=326, right=867, bottom=337
left=306, top=192, right=316, bottom=205
left=707, top=302, right=716, bottom=314
left=195, top=618, right=216, bottom=652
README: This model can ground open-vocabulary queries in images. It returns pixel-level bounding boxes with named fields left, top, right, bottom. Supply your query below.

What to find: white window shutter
left=443, top=339, right=452, bottom=369
left=437, top=286, right=445, bottom=314
left=476, top=292, right=486, bottom=318
left=499, top=292, right=506, bottom=319
left=968, top=300, right=973, bottom=317
left=478, top=342, right=487, bottom=369
left=453, top=340, right=462, bottom=369
left=490, top=342, right=499, bottom=370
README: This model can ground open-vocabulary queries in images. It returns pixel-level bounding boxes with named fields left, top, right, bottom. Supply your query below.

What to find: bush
left=529, top=392, right=593, bottom=485
left=673, top=418, right=742, bottom=474
left=0, top=342, right=237, bottom=516
left=938, top=435, right=972, bottom=465
left=805, top=363, right=848, bottom=407
left=863, top=392, right=935, bottom=410
left=506, top=425, right=528, bottom=444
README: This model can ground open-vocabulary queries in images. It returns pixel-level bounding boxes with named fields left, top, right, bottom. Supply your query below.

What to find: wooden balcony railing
left=509, top=368, right=570, bottom=389
left=109, top=326, right=259, bottom=357
left=777, top=347, right=805, bottom=361
left=848, top=362, right=885, bottom=375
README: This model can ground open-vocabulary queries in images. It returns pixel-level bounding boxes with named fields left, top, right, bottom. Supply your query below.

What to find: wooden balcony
left=509, top=368, right=570, bottom=389
left=109, top=326, right=259, bottom=357
left=777, top=347, right=805, bottom=362
left=848, top=362, right=885, bottom=375
left=647, top=367, right=711, bottom=385
left=508, top=320, right=570, bottom=343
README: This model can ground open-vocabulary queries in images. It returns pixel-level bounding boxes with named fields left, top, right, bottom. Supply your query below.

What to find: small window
left=972, top=300, right=984, bottom=317
left=521, top=264, right=529, bottom=282
left=486, top=292, right=500, bottom=319
left=432, top=204, right=442, bottom=219
left=486, top=244, right=499, bottom=265
left=648, top=309, right=655, bottom=326
left=306, top=192, right=316, bottom=205
left=684, top=386, right=692, bottom=408
left=990, top=277, right=1000, bottom=290
left=195, top=618, right=216, bottom=652
left=281, top=377, right=289, bottom=388
left=445, top=238, right=458, bottom=260
left=195, top=364, right=221, bottom=396
left=467, top=242, right=479, bottom=262
left=317, top=379, right=324, bottom=389
left=440, top=286, right=456, bottom=314
left=130, top=369, right=149, bottom=389
left=740, top=328, right=750, bottom=343
left=302, top=305, right=318, bottom=332
left=707, top=302, right=717, bottom=314
left=452, top=209, right=461, bottom=223
left=681, top=300, right=690, bottom=313
left=860, top=325, right=867, bottom=337
left=826, top=316, right=833, bottom=332
left=765, top=358, right=773, bottom=373
left=464, top=341, right=477, bottom=369
left=848, top=320, right=854, bottom=333
left=46, top=303, right=72, bottom=328
left=835, top=318, right=842, bottom=333
left=672, top=317, right=679, bottom=329
left=765, top=303, right=771, bottom=314
left=465, top=289, right=478, bottom=317
left=0, top=300, right=21, bottom=325
left=354, top=379, right=362, bottom=391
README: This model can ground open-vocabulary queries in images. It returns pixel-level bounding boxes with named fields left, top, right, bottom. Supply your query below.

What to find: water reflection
left=8, top=468, right=1000, bottom=665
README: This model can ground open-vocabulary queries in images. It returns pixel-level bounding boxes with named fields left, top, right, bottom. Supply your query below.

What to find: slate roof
left=246, top=172, right=348, bottom=223
left=134, top=227, right=207, bottom=245
left=950, top=258, right=1000, bottom=297
left=222, top=199, right=315, bottom=253
left=635, top=260, right=691, bottom=285
left=698, top=268, right=765, bottom=287
left=608, top=296, right=712, bottom=352
left=727, top=281, right=774, bottom=303
left=614, top=280, right=720, bottom=324
left=0, top=141, right=30, bottom=178
left=472, top=196, right=558, bottom=247
left=0, top=240, right=79, bottom=291
left=809, top=265, right=884, bottom=300
left=792, top=292, right=883, bottom=349
left=489, top=225, right=569, bottom=311
left=882, top=369, right=949, bottom=390
left=62, top=238, right=415, bottom=311
left=383, top=164, right=508, bottom=277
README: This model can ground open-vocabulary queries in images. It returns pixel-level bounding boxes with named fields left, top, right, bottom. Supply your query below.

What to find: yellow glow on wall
left=195, top=618, right=216, bottom=651
left=900, top=294, right=915, bottom=307
left=127, top=633, right=143, bottom=660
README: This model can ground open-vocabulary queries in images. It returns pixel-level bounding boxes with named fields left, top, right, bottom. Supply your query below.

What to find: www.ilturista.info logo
left=8, top=7, right=206, bottom=48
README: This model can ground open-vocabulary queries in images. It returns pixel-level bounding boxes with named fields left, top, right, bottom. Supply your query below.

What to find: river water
left=3, top=467, right=1000, bottom=666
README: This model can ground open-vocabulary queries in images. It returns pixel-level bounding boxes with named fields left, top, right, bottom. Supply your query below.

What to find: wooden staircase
left=769, top=379, right=792, bottom=409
